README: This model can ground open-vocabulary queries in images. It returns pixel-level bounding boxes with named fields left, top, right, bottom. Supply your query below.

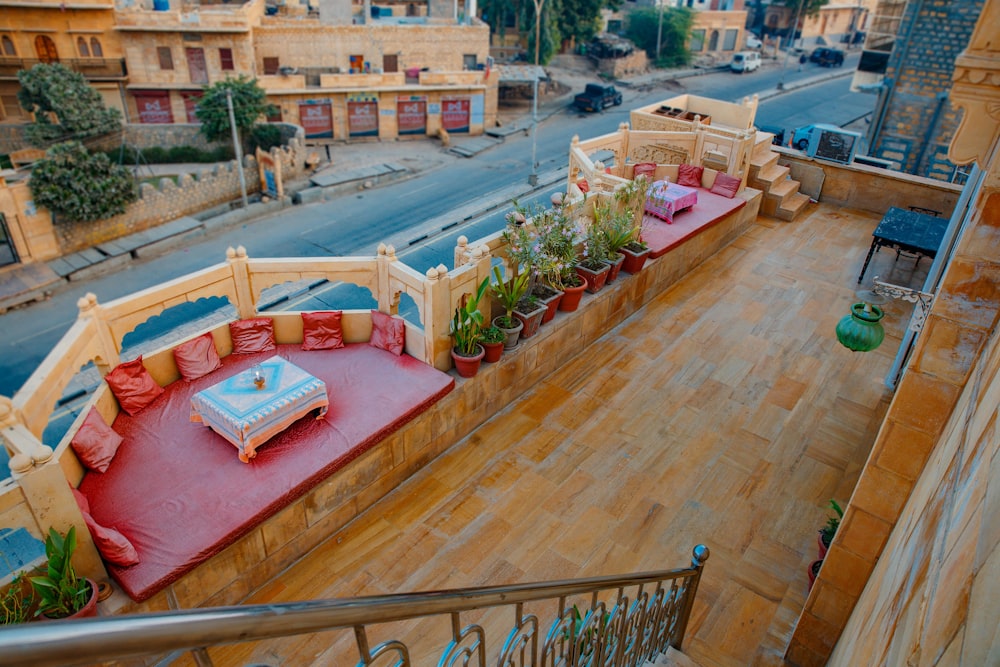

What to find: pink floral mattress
left=644, top=180, right=698, bottom=223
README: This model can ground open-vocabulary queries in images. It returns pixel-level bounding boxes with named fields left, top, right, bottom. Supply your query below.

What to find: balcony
left=113, top=0, right=264, bottom=32
left=0, top=57, right=127, bottom=80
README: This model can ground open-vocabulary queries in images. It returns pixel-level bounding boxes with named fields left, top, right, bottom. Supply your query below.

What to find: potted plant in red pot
left=480, top=325, right=505, bottom=362
left=450, top=277, right=488, bottom=378
left=577, top=214, right=612, bottom=293
left=614, top=176, right=651, bottom=274
left=489, top=265, right=527, bottom=349
left=818, top=499, right=844, bottom=559
left=30, top=526, right=98, bottom=620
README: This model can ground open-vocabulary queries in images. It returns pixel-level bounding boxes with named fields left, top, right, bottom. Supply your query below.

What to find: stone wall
left=597, top=51, right=648, bottom=79
left=873, top=0, right=985, bottom=181
left=54, top=134, right=305, bottom=254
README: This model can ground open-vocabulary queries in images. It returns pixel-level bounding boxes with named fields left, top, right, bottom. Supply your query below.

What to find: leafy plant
left=480, top=325, right=506, bottom=344
left=819, top=499, right=844, bottom=547
left=613, top=176, right=650, bottom=251
left=196, top=76, right=277, bottom=149
left=17, top=63, right=122, bottom=147
left=1, top=572, right=34, bottom=625
left=249, top=123, right=283, bottom=153
left=451, top=277, right=489, bottom=357
left=30, top=141, right=137, bottom=223
left=30, top=526, right=92, bottom=619
left=490, top=264, right=529, bottom=328
left=626, top=7, right=694, bottom=68
left=503, top=198, right=583, bottom=291
left=580, top=209, right=612, bottom=269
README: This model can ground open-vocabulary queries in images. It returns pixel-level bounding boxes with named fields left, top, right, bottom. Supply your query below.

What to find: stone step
left=649, top=646, right=703, bottom=667
left=777, top=191, right=812, bottom=221
left=750, top=162, right=790, bottom=189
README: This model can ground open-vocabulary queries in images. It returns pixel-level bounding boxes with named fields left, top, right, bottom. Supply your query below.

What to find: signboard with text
left=397, top=96, right=427, bottom=135
left=348, top=100, right=379, bottom=137
left=135, top=92, right=173, bottom=124
left=441, top=97, right=470, bottom=133
left=298, top=100, right=333, bottom=139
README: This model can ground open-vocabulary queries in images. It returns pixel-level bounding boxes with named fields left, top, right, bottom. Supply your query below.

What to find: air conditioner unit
left=807, top=125, right=861, bottom=164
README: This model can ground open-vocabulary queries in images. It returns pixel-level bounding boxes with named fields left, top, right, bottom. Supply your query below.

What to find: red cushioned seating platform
left=78, top=344, right=454, bottom=602
left=641, top=188, right=746, bottom=259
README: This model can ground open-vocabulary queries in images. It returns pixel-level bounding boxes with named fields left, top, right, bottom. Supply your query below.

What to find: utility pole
left=226, top=88, right=249, bottom=209
left=529, top=0, right=545, bottom=187
left=656, top=0, right=664, bottom=61
left=777, top=0, right=805, bottom=91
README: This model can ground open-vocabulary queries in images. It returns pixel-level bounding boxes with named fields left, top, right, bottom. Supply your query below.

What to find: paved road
left=0, top=56, right=870, bottom=405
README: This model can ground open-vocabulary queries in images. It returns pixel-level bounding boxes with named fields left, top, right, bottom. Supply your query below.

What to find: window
left=263, top=57, right=280, bottom=75
left=157, top=46, right=173, bottom=70
left=690, top=29, right=706, bottom=52
left=77, top=37, right=90, bottom=58
left=90, top=38, right=103, bottom=57
left=722, top=29, right=738, bottom=51
left=1, top=36, right=14, bottom=56
left=219, top=48, right=234, bottom=71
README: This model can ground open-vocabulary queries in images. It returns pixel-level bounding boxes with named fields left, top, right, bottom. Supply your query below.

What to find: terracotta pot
left=605, top=253, right=625, bottom=283
left=41, top=578, right=99, bottom=620
left=817, top=531, right=830, bottom=560
left=513, top=303, right=546, bottom=339
left=621, top=245, right=650, bottom=274
left=536, top=286, right=564, bottom=324
left=807, top=560, right=823, bottom=590
left=558, top=282, right=587, bottom=312
left=493, top=316, right=523, bottom=350
left=481, top=340, right=504, bottom=363
left=451, top=345, right=485, bottom=378
left=577, top=263, right=610, bottom=293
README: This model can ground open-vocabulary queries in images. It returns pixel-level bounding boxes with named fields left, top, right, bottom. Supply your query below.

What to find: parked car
left=573, top=84, right=623, bottom=112
left=809, top=47, right=845, bottom=67
left=730, top=51, right=761, bottom=73
left=746, top=33, right=762, bottom=49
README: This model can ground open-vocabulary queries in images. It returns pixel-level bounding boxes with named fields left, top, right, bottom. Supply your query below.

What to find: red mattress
left=78, top=344, right=454, bottom=602
left=641, top=188, right=746, bottom=259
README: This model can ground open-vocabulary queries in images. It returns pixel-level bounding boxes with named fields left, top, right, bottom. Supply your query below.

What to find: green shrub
left=31, top=141, right=137, bottom=223
left=249, top=124, right=283, bottom=153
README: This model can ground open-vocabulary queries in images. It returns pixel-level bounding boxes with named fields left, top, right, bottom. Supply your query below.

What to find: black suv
left=573, top=84, right=623, bottom=112
left=809, top=47, right=845, bottom=67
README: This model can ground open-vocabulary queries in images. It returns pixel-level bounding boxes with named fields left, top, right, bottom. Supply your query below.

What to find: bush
left=249, top=124, right=283, bottom=153
left=31, top=141, right=137, bottom=223
left=104, top=144, right=234, bottom=165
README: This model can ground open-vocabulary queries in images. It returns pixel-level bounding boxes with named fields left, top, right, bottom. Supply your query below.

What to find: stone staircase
left=644, top=646, right=703, bottom=667
left=748, top=131, right=811, bottom=221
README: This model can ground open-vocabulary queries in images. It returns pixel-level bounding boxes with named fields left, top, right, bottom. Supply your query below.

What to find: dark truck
left=573, top=84, right=623, bottom=112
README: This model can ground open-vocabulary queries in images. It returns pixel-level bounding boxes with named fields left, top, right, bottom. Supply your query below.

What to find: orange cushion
left=229, top=318, right=276, bottom=355
left=105, top=358, right=164, bottom=417
left=302, top=311, right=345, bottom=351
left=710, top=172, right=741, bottom=199
left=173, top=332, right=222, bottom=381
left=83, top=511, right=139, bottom=567
left=677, top=163, right=704, bottom=188
left=71, top=407, right=125, bottom=472
left=369, top=310, right=405, bottom=356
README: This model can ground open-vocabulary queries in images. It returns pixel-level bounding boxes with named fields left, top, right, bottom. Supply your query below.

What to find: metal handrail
left=0, top=545, right=709, bottom=667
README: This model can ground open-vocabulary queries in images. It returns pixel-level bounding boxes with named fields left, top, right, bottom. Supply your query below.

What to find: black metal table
left=857, top=207, right=948, bottom=283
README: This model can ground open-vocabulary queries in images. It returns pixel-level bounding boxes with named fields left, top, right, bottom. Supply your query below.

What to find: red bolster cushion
left=229, top=317, right=276, bottom=355
left=83, top=511, right=140, bottom=567
left=369, top=310, right=405, bottom=356
left=105, top=358, right=164, bottom=417
left=173, top=332, right=222, bottom=381
left=302, top=311, right=345, bottom=351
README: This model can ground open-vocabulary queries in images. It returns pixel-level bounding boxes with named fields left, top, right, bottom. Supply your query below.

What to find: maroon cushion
left=577, top=179, right=590, bottom=193
left=677, top=163, right=704, bottom=188
left=173, top=332, right=222, bottom=381
left=369, top=310, right=405, bottom=356
left=83, top=511, right=140, bottom=567
left=70, top=484, right=91, bottom=514
left=302, top=311, right=345, bottom=351
left=105, top=358, right=164, bottom=417
left=71, top=407, right=125, bottom=472
left=710, top=172, right=741, bottom=199
left=633, top=162, right=657, bottom=179
left=229, top=318, right=276, bottom=355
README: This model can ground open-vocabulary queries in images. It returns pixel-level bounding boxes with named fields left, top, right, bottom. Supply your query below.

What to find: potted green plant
left=818, top=499, right=844, bottom=559
left=450, top=276, right=489, bottom=378
left=502, top=203, right=563, bottom=332
left=598, top=200, right=634, bottom=283
left=614, top=176, right=651, bottom=274
left=30, top=526, right=97, bottom=620
left=1, top=572, right=34, bottom=625
left=480, top=325, right=506, bottom=363
left=577, top=212, right=612, bottom=294
left=489, top=264, right=527, bottom=349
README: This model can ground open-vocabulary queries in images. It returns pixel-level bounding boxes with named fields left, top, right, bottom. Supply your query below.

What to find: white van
left=731, top=51, right=761, bottom=73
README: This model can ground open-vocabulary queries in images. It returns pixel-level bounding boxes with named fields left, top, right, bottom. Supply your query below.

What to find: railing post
left=227, top=246, right=257, bottom=320
left=671, top=544, right=710, bottom=651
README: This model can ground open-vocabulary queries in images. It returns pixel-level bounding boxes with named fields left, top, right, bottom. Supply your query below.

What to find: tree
left=195, top=76, right=275, bottom=147
left=526, top=0, right=560, bottom=65
left=772, top=0, right=829, bottom=20
left=553, top=0, right=605, bottom=50
left=17, top=63, right=122, bottom=147
left=29, top=141, right=137, bottom=223
left=627, top=7, right=694, bottom=68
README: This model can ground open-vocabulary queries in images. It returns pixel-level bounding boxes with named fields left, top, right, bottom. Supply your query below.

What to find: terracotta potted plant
left=30, top=526, right=98, bottom=620
left=577, top=214, right=612, bottom=293
left=598, top=200, right=634, bottom=283
left=450, top=277, right=488, bottom=378
left=489, top=265, right=527, bottom=349
left=807, top=558, right=823, bottom=590
left=480, top=325, right=505, bottom=363
left=817, top=499, right=844, bottom=559
left=614, top=176, right=651, bottom=274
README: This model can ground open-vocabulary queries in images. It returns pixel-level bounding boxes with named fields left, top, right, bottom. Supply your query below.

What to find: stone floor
left=184, top=203, right=926, bottom=666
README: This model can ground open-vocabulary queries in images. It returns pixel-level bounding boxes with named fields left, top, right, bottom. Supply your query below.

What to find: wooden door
left=383, top=54, right=398, bottom=73
left=34, top=35, right=59, bottom=63
left=186, top=48, right=208, bottom=84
